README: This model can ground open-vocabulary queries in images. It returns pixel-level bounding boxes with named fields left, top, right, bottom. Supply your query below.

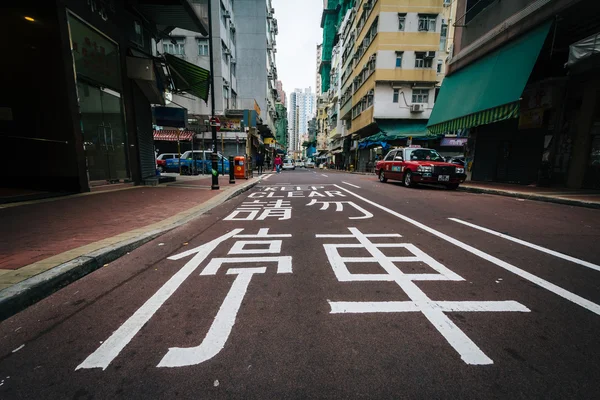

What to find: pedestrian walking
left=256, top=151, right=264, bottom=175
left=274, top=154, right=283, bottom=173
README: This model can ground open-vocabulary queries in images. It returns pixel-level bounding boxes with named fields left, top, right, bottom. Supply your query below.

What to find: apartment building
left=322, top=0, right=452, bottom=170
left=159, top=0, right=237, bottom=117
left=234, top=0, right=279, bottom=136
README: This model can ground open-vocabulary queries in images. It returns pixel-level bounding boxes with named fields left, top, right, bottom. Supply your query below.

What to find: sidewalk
left=459, top=181, right=600, bottom=209
left=0, top=174, right=260, bottom=319
left=323, top=169, right=600, bottom=208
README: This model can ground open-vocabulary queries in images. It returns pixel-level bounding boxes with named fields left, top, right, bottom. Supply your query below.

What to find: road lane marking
left=158, top=267, right=266, bottom=368
left=342, top=181, right=361, bottom=188
left=321, top=174, right=329, bottom=177
left=76, top=229, right=243, bottom=371
left=449, top=218, right=600, bottom=273
left=329, top=301, right=529, bottom=313
left=333, top=184, right=600, bottom=317
left=326, top=227, right=495, bottom=365
left=260, top=174, right=273, bottom=181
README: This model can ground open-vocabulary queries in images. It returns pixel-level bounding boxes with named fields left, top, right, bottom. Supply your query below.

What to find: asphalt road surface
left=1, top=169, right=600, bottom=399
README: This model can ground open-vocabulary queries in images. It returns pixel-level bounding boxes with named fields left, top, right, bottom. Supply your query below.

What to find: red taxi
left=375, top=147, right=466, bottom=190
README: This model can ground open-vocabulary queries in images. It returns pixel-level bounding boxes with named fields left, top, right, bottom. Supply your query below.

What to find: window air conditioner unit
left=410, top=104, right=425, bottom=113
left=223, top=10, right=231, bottom=19
left=230, top=22, right=236, bottom=31
left=224, top=49, right=231, bottom=56
left=270, top=7, right=275, bottom=14
left=267, top=12, right=273, bottom=19
left=425, top=51, right=436, bottom=58
left=230, top=58, right=236, bottom=64
left=267, top=44, right=273, bottom=50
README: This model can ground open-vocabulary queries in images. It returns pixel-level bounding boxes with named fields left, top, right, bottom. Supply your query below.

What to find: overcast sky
left=273, top=0, right=322, bottom=98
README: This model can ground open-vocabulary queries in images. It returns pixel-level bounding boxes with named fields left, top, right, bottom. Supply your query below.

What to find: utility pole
left=208, top=0, right=219, bottom=190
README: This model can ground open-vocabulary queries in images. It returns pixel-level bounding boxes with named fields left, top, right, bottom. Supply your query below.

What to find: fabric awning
left=153, top=130, right=194, bottom=141
left=427, top=21, right=552, bottom=134
left=165, top=54, right=210, bottom=101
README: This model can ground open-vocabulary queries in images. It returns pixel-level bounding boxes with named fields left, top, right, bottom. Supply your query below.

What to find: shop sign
left=154, top=107, right=188, bottom=128
left=68, top=14, right=121, bottom=90
left=440, top=137, right=468, bottom=147
left=220, top=118, right=242, bottom=132
left=87, top=0, right=116, bottom=22
left=519, top=108, right=545, bottom=130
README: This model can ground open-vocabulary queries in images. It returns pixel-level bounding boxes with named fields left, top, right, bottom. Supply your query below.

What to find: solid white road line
left=333, top=184, right=600, bottom=317
left=449, top=218, right=600, bottom=273
left=342, top=181, right=361, bottom=188
left=321, top=174, right=329, bottom=177
left=76, top=229, right=243, bottom=370
left=329, top=301, right=529, bottom=314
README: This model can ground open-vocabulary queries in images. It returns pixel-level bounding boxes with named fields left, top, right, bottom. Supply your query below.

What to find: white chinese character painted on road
left=306, top=199, right=373, bottom=219
left=316, top=227, right=530, bottom=365
left=77, top=228, right=292, bottom=371
left=224, top=199, right=292, bottom=221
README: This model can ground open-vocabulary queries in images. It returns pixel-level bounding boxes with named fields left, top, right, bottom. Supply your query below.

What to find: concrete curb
left=458, top=186, right=600, bottom=209
left=0, top=178, right=261, bottom=321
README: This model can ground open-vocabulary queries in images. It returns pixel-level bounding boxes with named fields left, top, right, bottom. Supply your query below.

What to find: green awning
left=427, top=21, right=552, bottom=134
left=377, top=119, right=437, bottom=141
left=165, top=53, right=210, bottom=101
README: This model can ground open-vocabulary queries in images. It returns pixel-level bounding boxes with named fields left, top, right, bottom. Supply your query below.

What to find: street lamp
left=207, top=0, right=219, bottom=190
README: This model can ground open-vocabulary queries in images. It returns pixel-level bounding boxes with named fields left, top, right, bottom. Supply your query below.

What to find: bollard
left=229, top=156, right=235, bottom=184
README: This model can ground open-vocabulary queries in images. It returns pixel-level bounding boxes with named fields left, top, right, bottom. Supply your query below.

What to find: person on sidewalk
left=274, top=154, right=283, bottom=173
left=256, top=151, right=264, bottom=175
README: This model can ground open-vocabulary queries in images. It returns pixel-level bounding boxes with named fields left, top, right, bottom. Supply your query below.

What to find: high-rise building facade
left=234, top=0, right=279, bottom=134
left=288, top=88, right=316, bottom=153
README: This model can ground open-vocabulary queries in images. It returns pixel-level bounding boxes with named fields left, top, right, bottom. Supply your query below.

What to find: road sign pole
left=208, top=0, right=219, bottom=190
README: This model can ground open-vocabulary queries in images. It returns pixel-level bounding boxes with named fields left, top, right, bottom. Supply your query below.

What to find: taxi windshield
left=407, top=149, right=444, bottom=162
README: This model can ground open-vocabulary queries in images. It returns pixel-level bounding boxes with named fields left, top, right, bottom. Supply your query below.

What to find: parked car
left=164, top=150, right=230, bottom=174
left=375, top=147, right=466, bottom=190
left=156, top=153, right=179, bottom=172
left=295, top=159, right=305, bottom=168
left=282, top=158, right=295, bottom=170
left=305, top=159, right=315, bottom=168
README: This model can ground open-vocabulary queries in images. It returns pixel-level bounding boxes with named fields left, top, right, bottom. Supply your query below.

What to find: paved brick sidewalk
left=0, top=175, right=255, bottom=289
left=460, top=181, right=600, bottom=208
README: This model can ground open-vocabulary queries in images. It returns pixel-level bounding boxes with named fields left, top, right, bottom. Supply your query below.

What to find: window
left=132, top=21, right=144, bottom=47
left=398, top=13, right=406, bottom=31
left=444, top=0, right=451, bottom=4
left=415, top=52, right=433, bottom=68
left=439, top=24, right=448, bottom=51
left=231, top=62, right=236, bottom=76
left=437, top=60, right=443, bottom=73
left=418, top=14, right=437, bottom=32
left=197, top=39, right=209, bottom=56
left=231, top=90, right=237, bottom=108
left=163, top=37, right=185, bottom=56
left=412, top=89, right=429, bottom=104
left=221, top=1, right=227, bottom=26
left=393, top=89, right=399, bottom=103
left=223, top=85, right=229, bottom=99
left=384, top=151, right=395, bottom=161
left=222, top=42, right=229, bottom=63
left=395, top=51, right=403, bottom=68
